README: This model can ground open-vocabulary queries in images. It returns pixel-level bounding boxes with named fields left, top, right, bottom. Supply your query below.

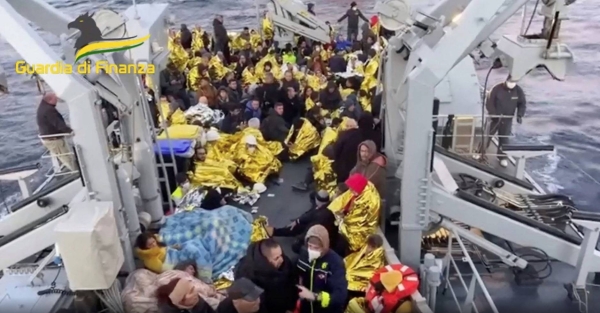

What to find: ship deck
left=266, top=158, right=599, bottom=313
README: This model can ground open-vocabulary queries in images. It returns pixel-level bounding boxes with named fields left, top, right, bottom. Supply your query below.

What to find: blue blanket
left=154, top=139, right=194, bottom=157
left=160, top=205, right=253, bottom=281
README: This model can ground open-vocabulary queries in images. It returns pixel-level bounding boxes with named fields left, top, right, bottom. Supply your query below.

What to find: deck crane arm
left=266, top=0, right=331, bottom=44
left=383, top=0, right=574, bottom=269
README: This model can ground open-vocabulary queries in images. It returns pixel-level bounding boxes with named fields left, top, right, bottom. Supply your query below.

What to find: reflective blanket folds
left=344, top=247, right=385, bottom=292
left=160, top=206, right=253, bottom=281
left=328, top=182, right=381, bottom=251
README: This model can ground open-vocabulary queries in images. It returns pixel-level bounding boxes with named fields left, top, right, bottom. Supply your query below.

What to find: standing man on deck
left=337, top=2, right=369, bottom=42
left=36, top=92, right=77, bottom=172
left=213, top=14, right=231, bottom=62
left=483, top=77, right=527, bottom=168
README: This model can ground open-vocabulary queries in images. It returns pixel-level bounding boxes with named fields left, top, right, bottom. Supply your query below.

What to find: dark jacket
left=234, top=242, right=298, bottom=313
left=485, top=83, right=526, bottom=117
left=243, top=101, right=262, bottom=121
left=260, top=109, right=289, bottom=143
left=333, top=128, right=362, bottom=182
left=227, top=86, right=242, bottom=104
left=216, top=297, right=268, bottom=313
left=221, top=110, right=244, bottom=134
left=159, top=300, right=215, bottom=313
left=328, top=55, right=347, bottom=73
left=337, top=8, right=368, bottom=30
left=319, top=82, right=342, bottom=111
left=358, top=113, right=382, bottom=151
left=212, top=19, right=228, bottom=44
left=273, top=202, right=340, bottom=252
left=160, top=69, right=185, bottom=96
left=37, top=101, right=72, bottom=137
left=281, top=79, right=300, bottom=93
left=256, top=82, right=281, bottom=108
left=281, top=94, right=305, bottom=125
left=297, top=227, right=347, bottom=313
left=180, top=25, right=193, bottom=50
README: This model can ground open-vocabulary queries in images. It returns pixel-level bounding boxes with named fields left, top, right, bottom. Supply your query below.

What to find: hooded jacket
left=243, top=100, right=261, bottom=121
left=297, top=225, right=348, bottom=313
left=234, top=241, right=298, bottom=313
left=350, top=140, right=387, bottom=196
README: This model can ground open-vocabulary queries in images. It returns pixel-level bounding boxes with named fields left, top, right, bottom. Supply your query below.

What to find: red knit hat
left=370, top=15, right=379, bottom=27
left=345, top=173, right=368, bottom=194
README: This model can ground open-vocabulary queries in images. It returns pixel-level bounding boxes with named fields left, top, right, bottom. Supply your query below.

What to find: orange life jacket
left=365, top=264, right=420, bottom=313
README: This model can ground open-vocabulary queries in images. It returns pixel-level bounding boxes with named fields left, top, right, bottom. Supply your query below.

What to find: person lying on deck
left=234, top=238, right=298, bottom=313
left=135, top=232, right=180, bottom=274
left=296, top=225, right=348, bottom=313
left=156, top=277, right=216, bottom=313
left=265, top=190, right=344, bottom=255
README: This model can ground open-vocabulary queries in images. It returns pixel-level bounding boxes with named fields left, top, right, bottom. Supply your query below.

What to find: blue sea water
left=0, top=0, right=598, bottom=211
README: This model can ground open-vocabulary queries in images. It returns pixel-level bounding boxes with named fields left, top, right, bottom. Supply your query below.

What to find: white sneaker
left=499, top=159, right=508, bottom=168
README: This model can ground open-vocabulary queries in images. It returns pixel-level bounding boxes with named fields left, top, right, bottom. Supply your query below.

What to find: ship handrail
left=442, top=228, right=500, bottom=313
left=434, top=145, right=535, bottom=190
left=377, top=228, right=435, bottom=313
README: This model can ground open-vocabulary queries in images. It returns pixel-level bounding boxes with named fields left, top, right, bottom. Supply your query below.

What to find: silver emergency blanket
left=185, top=103, right=225, bottom=125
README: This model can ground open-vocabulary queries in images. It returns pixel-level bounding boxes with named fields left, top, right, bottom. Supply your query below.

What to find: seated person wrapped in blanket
left=121, top=266, right=225, bottom=313
left=190, top=145, right=242, bottom=191
left=135, top=206, right=253, bottom=282
left=232, top=134, right=282, bottom=184
left=328, top=173, right=380, bottom=252
left=345, top=234, right=385, bottom=295
left=284, top=107, right=324, bottom=160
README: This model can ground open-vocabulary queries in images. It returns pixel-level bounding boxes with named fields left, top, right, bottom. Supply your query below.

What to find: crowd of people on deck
left=35, top=2, right=420, bottom=313
left=135, top=3, right=407, bottom=312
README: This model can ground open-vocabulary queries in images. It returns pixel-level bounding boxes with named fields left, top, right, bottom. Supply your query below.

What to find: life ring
left=365, top=264, right=420, bottom=313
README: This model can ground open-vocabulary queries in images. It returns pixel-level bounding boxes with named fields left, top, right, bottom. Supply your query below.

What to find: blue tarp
left=160, top=205, right=253, bottom=281
left=154, top=139, right=194, bottom=157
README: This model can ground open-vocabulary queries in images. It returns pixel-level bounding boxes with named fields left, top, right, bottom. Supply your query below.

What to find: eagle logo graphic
left=67, top=12, right=150, bottom=62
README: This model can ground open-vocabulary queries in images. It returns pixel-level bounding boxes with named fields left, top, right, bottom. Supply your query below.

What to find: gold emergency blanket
left=255, top=54, right=281, bottom=81
left=213, top=278, right=233, bottom=291
left=209, top=56, right=231, bottom=81
left=345, top=297, right=412, bottom=313
left=311, top=127, right=338, bottom=195
left=168, top=34, right=189, bottom=72
left=224, top=128, right=283, bottom=157
left=158, top=124, right=202, bottom=140
left=251, top=216, right=270, bottom=242
left=285, top=118, right=321, bottom=160
left=242, top=67, right=260, bottom=86
left=231, top=142, right=282, bottom=184
left=344, top=247, right=385, bottom=292
left=328, top=182, right=381, bottom=252
left=190, top=160, right=242, bottom=190
left=205, top=141, right=237, bottom=173
left=158, top=100, right=186, bottom=125
left=262, top=18, right=274, bottom=40
left=361, top=56, right=380, bottom=93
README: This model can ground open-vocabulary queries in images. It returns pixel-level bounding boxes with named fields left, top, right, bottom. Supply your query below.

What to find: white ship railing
left=379, top=228, right=435, bottom=313
left=38, top=132, right=79, bottom=178
left=441, top=229, right=499, bottom=313
left=434, top=114, right=517, bottom=158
